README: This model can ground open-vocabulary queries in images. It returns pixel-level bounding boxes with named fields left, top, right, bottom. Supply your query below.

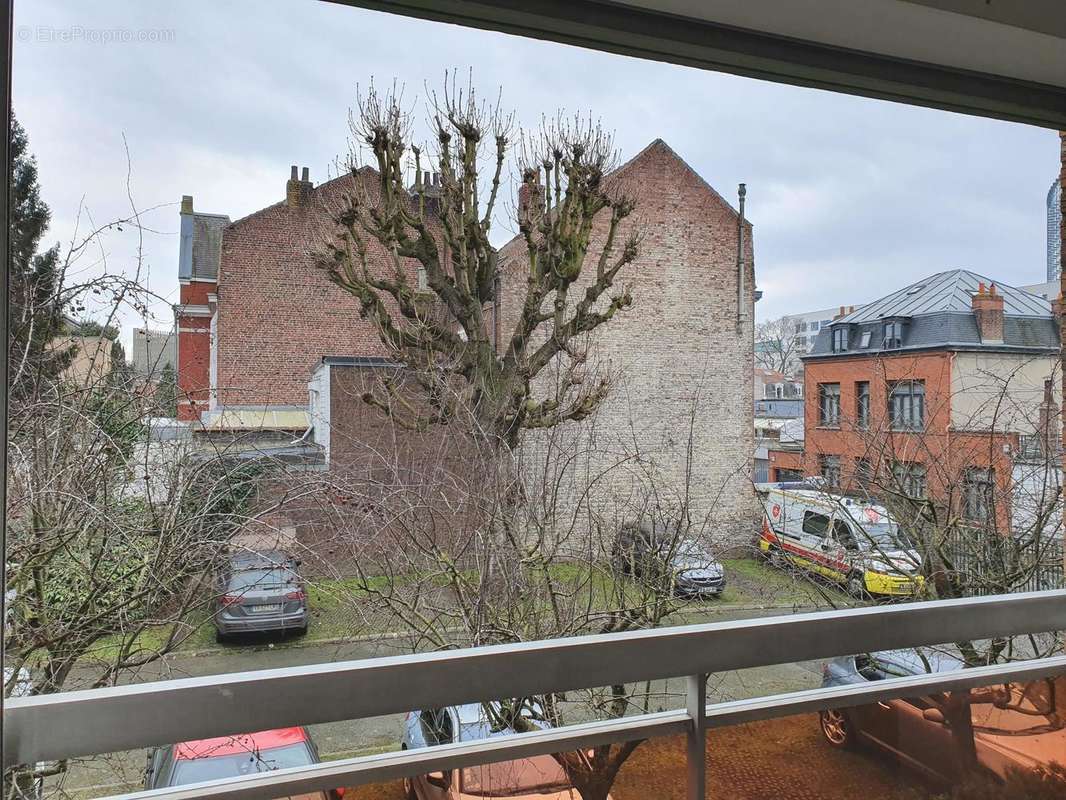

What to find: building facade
left=497, top=139, right=756, bottom=546
left=802, top=270, right=1059, bottom=530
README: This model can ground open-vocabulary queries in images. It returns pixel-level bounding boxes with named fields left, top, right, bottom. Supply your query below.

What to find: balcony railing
left=5, top=589, right=1066, bottom=800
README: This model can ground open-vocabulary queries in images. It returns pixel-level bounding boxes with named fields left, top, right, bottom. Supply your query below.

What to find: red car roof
left=173, top=727, right=308, bottom=760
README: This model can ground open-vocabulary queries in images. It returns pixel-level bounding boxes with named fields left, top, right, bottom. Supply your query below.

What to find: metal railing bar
left=93, top=654, right=1066, bottom=800
left=701, top=653, right=1066, bottom=730
left=96, top=710, right=692, bottom=800
left=7, top=590, right=1066, bottom=766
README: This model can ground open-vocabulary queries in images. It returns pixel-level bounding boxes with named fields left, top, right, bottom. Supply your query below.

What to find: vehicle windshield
left=856, top=521, right=911, bottom=551
left=228, top=569, right=291, bottom=591
left=171, top=743, right=314, bottom=785
left=669, top=541, right=715, bottom=564
left=460, top=756, right=570, bottom=797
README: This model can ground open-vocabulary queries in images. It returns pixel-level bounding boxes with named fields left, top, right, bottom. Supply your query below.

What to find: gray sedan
left=214, top=551, right=309, bottom=642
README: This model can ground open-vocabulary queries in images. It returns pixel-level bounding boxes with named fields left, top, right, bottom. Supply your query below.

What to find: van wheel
left=820, top=709, right=858, bottom=749
left=847, top=573, right=869, bottom=599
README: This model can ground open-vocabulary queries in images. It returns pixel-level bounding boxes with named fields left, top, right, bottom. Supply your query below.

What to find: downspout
left=736, top=183, right=746, bottom=334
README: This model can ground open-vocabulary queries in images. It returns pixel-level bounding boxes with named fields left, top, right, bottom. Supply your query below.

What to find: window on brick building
left=962, top=467, right=994, bottom=523
left=831, top=326, right=848, bottom=352
left=818, top=383, right=841, bottom=426
left=819, top=455, right=841, bottom=487
left=855, top=381, right=870, bottom=428
left=892, top=461, right=927, bottom=498
left=416, top=266, right=429, bottom=291
left=882, top=320, right=904, bottom=349
left=888, top=380, right=924, bottom=430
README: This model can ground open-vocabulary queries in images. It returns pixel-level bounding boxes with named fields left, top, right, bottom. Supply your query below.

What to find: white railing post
left=686, top=673, right=707, bottom=800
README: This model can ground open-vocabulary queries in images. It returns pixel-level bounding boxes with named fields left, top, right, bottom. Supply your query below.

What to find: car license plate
left=252, top=603, right=282, bottom=613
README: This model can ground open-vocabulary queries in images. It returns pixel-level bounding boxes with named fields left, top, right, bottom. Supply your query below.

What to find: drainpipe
left=736, top=183, right=746, bottom=334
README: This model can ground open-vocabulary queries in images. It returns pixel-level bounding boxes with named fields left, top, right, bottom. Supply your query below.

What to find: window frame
left=962, top=467, right=994, bottom=523
left=819, top=454, right=841, bottom=487
left=831, top=326, right=849, bottom=352
left=882, top=320, right=904, bottom=349
left=855, top=381, right=870, bottom=429
left=818, top=382, right=841, bottom=427
left=888, top=379, right=925, bottom=431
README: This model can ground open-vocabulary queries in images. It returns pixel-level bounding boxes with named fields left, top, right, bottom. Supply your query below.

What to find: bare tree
left=3, top=195, right=274, bottom=797
left=802, top=355, right=1064, bottom=776
left=754, top=315, right=802, bottom=376
left=316, top=75, right=640, bottom=450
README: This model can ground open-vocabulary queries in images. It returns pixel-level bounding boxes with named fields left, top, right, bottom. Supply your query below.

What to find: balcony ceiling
left=339, top=0, right=1066, bottom=128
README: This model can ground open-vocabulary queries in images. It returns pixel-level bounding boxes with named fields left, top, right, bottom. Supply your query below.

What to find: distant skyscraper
left=1049, top=178, right=1062, bottom=281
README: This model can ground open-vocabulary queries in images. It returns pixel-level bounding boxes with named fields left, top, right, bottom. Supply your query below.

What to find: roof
left=807, top=270, right=1059, bottom=358
left=838, top=269, right=1050, bottom=323
left=190, top=213, right=229, bottom=281
left=173, top=728, right=308, bottom=760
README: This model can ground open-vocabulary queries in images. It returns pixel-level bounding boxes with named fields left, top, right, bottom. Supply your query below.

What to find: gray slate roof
left=191, top=213, right=228, bottom=281
left=838, top=269, right=1050, bottom=323
left=806, top=270, right=1059, bottom=359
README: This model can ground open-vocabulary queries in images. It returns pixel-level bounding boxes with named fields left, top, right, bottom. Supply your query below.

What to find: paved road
left=52, top=605, right=830, bottom=798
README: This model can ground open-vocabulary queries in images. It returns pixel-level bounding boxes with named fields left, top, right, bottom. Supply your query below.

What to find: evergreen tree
left=8, top=112, right=67, bottom=397
left=155, top=362, right=178, bottom=417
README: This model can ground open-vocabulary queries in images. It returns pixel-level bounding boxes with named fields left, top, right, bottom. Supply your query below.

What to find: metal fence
left=943, top=530, right=1064, bottom=594
left=5, top=590, right=1066, bottom=800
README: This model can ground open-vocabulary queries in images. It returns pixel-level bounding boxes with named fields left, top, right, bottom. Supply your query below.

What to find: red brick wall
left=804, top=351, right=1014, bottom=527
left=768, top=448, right=804, bottom=481
left=216, top=169, right=432, bottom=408
left=176, top=280, right=215, bottom=420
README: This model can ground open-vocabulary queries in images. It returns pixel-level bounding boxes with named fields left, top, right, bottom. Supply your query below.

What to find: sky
left=12, top=0, right=1062, bottom=350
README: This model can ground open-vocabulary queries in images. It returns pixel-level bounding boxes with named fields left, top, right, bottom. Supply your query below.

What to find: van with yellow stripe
left=756, top=483, right=923, bottom=598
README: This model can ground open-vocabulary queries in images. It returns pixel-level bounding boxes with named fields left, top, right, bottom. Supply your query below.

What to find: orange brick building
left=802, top=270, right=1059, bottom=530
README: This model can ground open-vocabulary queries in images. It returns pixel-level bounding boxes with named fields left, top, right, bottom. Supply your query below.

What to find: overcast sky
left=13, top=0, right=1062, bottom=348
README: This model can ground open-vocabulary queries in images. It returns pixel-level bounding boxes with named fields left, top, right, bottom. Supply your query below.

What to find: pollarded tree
left=317, top=76, right=640, bottom=450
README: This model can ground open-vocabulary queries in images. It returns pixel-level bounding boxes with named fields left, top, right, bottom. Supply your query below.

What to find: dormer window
left=883, top=320, right=904, bottom=349
left=831, top=326, right=849, bottom=352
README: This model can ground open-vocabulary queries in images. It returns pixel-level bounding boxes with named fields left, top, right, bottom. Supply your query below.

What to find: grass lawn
left=82, top=558, right=852, bottom=664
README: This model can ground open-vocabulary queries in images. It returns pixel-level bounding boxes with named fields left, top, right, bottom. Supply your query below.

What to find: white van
left=756, top=483, right=923, bottom=598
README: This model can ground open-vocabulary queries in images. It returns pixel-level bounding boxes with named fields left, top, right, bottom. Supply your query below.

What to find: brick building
left=175, top=166, right=437, bottom=432
left=496, top=139, right=756, bottom=545
left=803, top=269, right=1060, bottom=530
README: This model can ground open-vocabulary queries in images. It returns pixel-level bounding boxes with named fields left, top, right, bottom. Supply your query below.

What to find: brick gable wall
left=216, top=170, right=432, bottom=408
left=497, top=140, right=756, bottom=547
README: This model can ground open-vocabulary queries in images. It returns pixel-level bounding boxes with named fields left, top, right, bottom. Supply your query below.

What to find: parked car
left=613, top=519, right=725, bottom=598
left=819, top=648, right=1066, bottom=784
left=401, top=703, right=610, bottom=799
left=756, top=483, right=922, bottom=598
left=144, top=726, right=343, bottom=799
left=214, top=550, right=308, bottom=642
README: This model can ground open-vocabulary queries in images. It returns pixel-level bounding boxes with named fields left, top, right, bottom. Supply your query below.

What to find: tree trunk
left=943, top=690, right=979, bottom=778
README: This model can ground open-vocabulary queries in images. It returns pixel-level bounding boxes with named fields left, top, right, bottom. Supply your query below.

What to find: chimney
left=833, top=305, right=846, bottom=320
left=971, top=281, right=1004, bottom=343
left=286, top=165, right=313, bottom=208
left=1038, top=377, right=1061, bottom=457
left=518, top=167, right=545, bottom=231
left=180, top=195, right=194, bottom=215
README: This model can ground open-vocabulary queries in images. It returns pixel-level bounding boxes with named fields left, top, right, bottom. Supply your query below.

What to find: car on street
left=214, top=550, right=309, bottom=642
left=401, top=703, right=610, bottom=799
left=144, top=726, right=343, bottom=799
left=613, top=519, right=725, bottom=598
left=756, top=483, right=923, bottom=598
left=819, top=648, right=1066, bottom=784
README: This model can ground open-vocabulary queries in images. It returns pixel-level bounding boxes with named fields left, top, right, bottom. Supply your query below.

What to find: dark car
left=819, top=649, right=1066, bottom=784
left=214, top=550, right=308, bottom=642
left=613, top=519, right=725, bottom=598
left=144, top=727, right=342, bottom=799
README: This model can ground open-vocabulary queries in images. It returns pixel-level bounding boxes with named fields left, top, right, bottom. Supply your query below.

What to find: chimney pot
left=290, top=165, right=298, bottom=180
left=180, top=195, right=194, bottom=215
left=978, top=281, right=986, bottom=294
left=301, top=166, right=309, bottom=182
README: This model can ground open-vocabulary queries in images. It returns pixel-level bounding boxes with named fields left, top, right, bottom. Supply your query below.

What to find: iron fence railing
left=5, top=590, right=1066, bottom=800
